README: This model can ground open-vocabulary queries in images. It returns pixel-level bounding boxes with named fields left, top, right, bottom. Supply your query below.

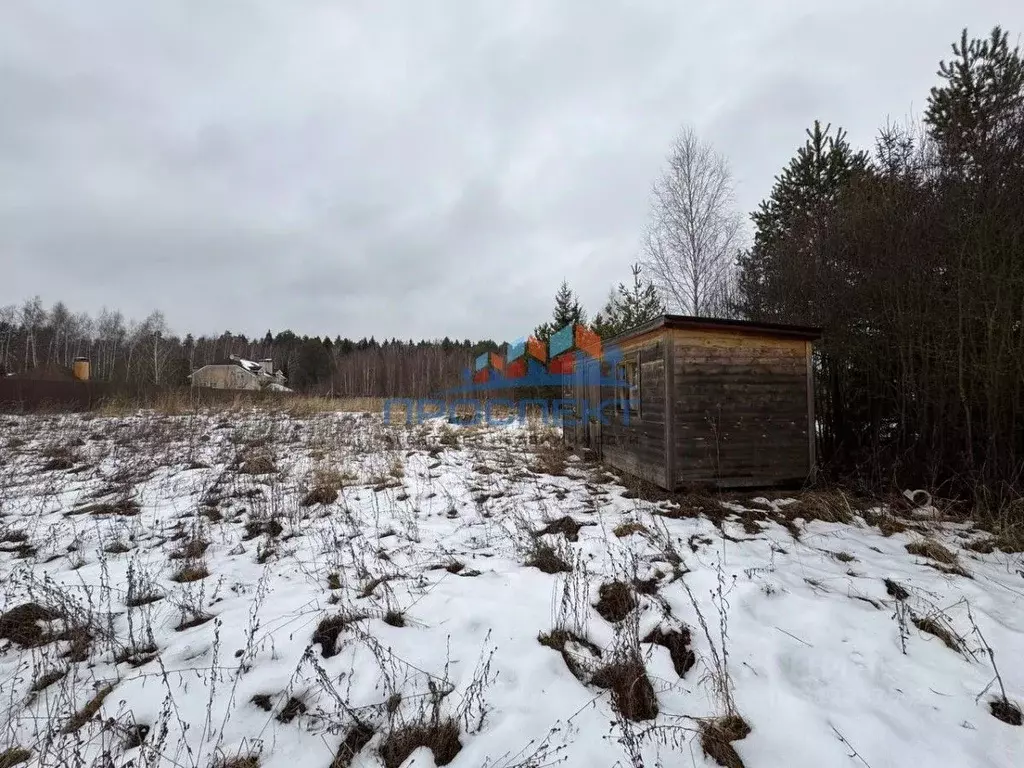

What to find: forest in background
left=3, top=26, right=1022, bottom=508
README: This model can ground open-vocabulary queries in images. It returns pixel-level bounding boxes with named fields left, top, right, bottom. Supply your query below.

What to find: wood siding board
left=806, top=340, right=816, bottom=479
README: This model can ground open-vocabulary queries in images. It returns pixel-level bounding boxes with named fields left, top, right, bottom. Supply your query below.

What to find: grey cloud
left=2, top=0, right=1023, bottom=341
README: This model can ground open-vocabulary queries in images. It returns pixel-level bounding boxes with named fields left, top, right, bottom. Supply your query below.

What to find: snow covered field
left=0, top=409, right=1021, bottom=768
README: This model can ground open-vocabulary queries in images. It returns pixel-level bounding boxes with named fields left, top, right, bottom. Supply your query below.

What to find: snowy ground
left=0, top=409, right=1021, bottom=768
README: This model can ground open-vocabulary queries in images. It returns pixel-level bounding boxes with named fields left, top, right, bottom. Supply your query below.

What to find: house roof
left=606, top=314, right=822, bottom=345
left=189, top=357, right=286, bottom=382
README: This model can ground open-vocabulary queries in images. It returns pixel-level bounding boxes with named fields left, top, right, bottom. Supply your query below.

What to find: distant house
left=188, top=356, right=292, bottom=392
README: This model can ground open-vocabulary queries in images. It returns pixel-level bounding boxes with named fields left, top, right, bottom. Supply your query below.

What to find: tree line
left=732, top=26, right=1024, bottom=505
left=0, top=301, right=512, bottom=398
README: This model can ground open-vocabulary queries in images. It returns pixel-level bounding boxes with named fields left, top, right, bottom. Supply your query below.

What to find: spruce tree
left=592, top=263, right=664, bottom=340
left=925, top=26, right=1024, bottom=178
left=735, top=121, right=868, bottom=321
left=535, top=280, right=587, bottom=342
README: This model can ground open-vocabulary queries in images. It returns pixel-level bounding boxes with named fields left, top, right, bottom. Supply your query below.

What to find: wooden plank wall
left=669, top=329, right=811, bottom=488
left=600, top=336, right=668, bottom=487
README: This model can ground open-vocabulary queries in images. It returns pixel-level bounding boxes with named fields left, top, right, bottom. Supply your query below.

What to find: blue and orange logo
left=384, top=323, right=633, bottom=426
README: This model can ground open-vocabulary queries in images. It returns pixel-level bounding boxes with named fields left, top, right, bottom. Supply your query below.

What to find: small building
left=188, top=356, right=291, bottom=392
left=563, top=315, right=821, bottom=490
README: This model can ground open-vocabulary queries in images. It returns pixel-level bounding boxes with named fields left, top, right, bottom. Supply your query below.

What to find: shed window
left=616, top=357, right=640, bottom=417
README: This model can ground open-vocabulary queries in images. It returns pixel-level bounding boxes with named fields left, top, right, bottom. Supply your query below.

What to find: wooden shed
left=563, top=315, right=821, bottom=490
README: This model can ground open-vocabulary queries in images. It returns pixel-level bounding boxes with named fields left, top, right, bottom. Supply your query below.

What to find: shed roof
left=606, top=314, right=822, bottom=345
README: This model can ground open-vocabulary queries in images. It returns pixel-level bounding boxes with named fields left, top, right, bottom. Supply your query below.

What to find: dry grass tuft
left=781, top=490, right=855, bottom=524
left=906, top=539, right=958, bottom=565
left=214, top=757, right=260, bottom=768
left=301, top=485, right=339, bottom=507
left=535, top=516, right=592, bottom=542
left=239, top=455, right=276, bottom=475
left=911, top=614, right=963, bottom=653
left=30, top=668, right=67, bottom=692
left=884, top=578, right=910, bottom=600
left=313, top=612, right=369, bottom=658
left=63, top=683, right=115, bottom=733
left=531, top=439, right=569, bottom=476
left=66, top=499, right=141, bottom=517
left=170, top=537, right=210, bottom=561
left=595, top=581, right=636, bottom=623
left=613, top=521, right=650, bottom=538
left=526, top=543, right=571, bottom=574
left=170, top=562, right=210, bottom=583
left=103, top=539, right=132, bottom=554
left=330, top=724, right=375, bottom=768
left=591, top=656, right=659, bottom=721
left=176, top=613, right=214, bottom=631
left=0, top=748, right=32, bottom=768
left=0, top=602, right=58, bottom=647
left=379, top=719, right=462, bottom=768
left=699, top=715, right=752, bottom=768
left=276, top=696, right=307, bottom=724
left=862, top=509, right=908, bottom=536
left=538, top=629, right=602, bottom=682
left=990, top=698, right=1022, bottom=726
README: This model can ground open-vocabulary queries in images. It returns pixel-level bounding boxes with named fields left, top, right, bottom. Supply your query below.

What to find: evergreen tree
left=294, top=337, right=333, bottom=390
left=592, top=263, right=665, bottom=339
left=735, top=121, right=868, bottom=322
left=535, top=280, right=587, bottom=342
left=925, top=27, right=1024, bottom=178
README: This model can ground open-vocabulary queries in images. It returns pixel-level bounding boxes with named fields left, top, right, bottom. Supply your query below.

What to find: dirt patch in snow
left=595, top=581, right=636, bottom=623
left=591, top=656, right=658, bottom=721
left=700, top=714, right=751, bottom=768
left=379, top=719, right=462, bottom=768
left=643, top=627, right=696, bottom=677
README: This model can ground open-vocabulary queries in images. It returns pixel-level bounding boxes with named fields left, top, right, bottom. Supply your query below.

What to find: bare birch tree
left=642, top=126, right=743, bottom=317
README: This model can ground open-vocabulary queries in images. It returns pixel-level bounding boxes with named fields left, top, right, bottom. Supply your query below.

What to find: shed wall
left=670, top=330, right=811, bottom=488
left=598, top=334, right=668, bottom=488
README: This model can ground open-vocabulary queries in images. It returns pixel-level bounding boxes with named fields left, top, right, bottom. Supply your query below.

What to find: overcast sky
left=2, top=1, right=1021, bottom=342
